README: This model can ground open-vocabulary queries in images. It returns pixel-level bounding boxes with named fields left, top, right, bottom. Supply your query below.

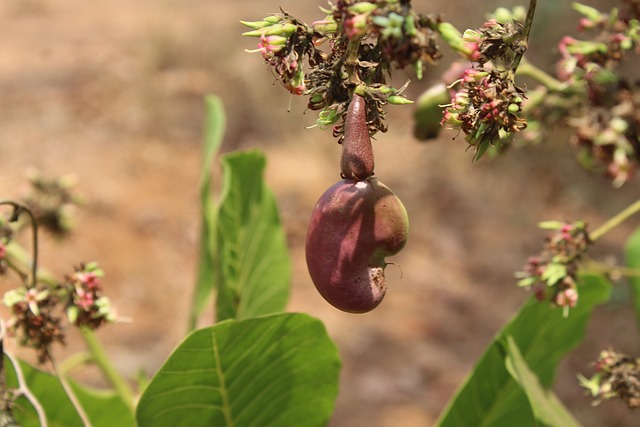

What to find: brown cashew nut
left=305, top=94, right=409, bottom=313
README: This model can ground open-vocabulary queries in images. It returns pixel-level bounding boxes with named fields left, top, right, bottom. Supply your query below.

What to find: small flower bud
left=348, top=2, right=377, bottom=14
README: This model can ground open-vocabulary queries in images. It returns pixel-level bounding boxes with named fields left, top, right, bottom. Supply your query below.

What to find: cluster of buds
left=441, top=13, right=528, bottom=159
left=516, top=221, right=591, bottom=316
left=242, top=13, right=320, bottom=96
left=571, top=82, right=640, bottom=187
left=22, top=171, right=82, bottom=238
left=63, top=263, right=116, bottom=330
left=243, top=1, right=441, bottom=140
left=4, top=286, right=64, bottom=364
left=3, top=262, right=116, bottom=364
left=442, top=68, right=527, bottom=159
left=579, top=349, right=640, bottom=409
left=557, top=2, right=640, bottom=81
left=555, top=2, right=640, bottom=186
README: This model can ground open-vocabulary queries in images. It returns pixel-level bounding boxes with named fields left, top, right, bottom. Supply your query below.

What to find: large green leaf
left=624, top=224, right=640, bottom=331
left=215, top=150, right=291, bottom=321
left=502, top=336, right=582, bottom=427
left=435, top=275, right=611, bottom=427
left=3, top=356, right=134, bottom=427
left=136, top=313, right=341, bottom=427
left=189, top=95, right=226, bottom=330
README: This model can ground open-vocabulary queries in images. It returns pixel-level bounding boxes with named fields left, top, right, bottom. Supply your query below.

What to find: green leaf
left=189, top=95, right=226, bottom=330
left=4, top=356, right=134, bottom=427
left=434, top=274, right=611, bottom=427
left=624, top=224, right=640, bottom=331
left=136, top=313, right=341, bottom=427
left=215, top=150, right=291, bottom=321
left=502, top=336, right=582, bottom=427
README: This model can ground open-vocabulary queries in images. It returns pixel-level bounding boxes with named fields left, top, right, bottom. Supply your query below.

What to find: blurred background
left=0, top=0, right=638, bottom=425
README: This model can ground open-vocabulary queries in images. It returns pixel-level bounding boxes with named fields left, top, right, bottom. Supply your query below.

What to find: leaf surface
left=4, top=356, right=134, bottom=427
left=137, top=313, right=341, bottom=427
left=189, top=95, right=226, bottom=330
left=435, top=275, right=611, bottom=427
left=624, top=225, right=640, bottom=330
left=215, top=150, right=291, bottom=321
left=503, top=336, right=582, bottom=427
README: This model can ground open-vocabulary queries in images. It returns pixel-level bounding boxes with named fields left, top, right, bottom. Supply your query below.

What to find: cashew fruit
left=305, top=177, right=409, bottom=313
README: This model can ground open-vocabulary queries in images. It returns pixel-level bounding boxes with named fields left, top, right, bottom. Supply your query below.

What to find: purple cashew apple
left=305, top=94, right=409, bottom=313
left=306, top=178, right=409, bottom=313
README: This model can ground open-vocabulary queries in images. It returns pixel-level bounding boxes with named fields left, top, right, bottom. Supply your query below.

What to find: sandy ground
left=0, top=0, right=638, bottom=425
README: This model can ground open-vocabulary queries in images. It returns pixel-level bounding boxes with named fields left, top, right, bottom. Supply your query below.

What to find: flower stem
left=80, top=327, right=135, bottom=411
left=343, top=35, right=363, bottom=87
left=590, top=198, right=640, bottom=242
left=511, top=0, right=537, bottom=72
left=0, top=201, right=38, bottom=289
left=516, top=60, right=566, bottom=92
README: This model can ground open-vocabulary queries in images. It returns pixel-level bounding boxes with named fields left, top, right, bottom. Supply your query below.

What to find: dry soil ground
left=0, top=0, right=639, bottom=426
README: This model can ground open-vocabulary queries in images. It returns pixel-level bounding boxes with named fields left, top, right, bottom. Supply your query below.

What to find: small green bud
left=263, top=15, right=281, bottom=24
left=508, top=103, right=520, bottom=113
left=242, top=23, right=297, bottom=37
left=404, top=14, right=417, bottom=36
left=387, top=95, right=414, bottom=105
left=492, top=7, right=512, bottom=23
left=538, top=221, right=565, bottom=230
left=572, top=2, right=603, bottom=22
left=348, top=2, right=377, bottom=14
left=240, top=20, right=271, bottom=30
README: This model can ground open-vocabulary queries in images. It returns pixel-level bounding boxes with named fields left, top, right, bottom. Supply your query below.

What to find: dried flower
left=516, top=221, right=590, bottom=316
left=4, top=286, right=64, bottom=364
left=579, top=349, right=640, bottom=409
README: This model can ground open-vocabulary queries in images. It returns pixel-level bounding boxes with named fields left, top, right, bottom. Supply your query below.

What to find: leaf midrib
left=212, top=329, right=234, bottom=427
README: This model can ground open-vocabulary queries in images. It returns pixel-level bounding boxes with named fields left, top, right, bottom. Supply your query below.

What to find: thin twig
left=0, top=201, right=39, bottom=289
left=0, top=320, right=48, bottom=427
left=51, top=358, right=92, bottom=427
left=511, top=0, right=537, bottom=72
left=590, top=198, right=640, bottom=241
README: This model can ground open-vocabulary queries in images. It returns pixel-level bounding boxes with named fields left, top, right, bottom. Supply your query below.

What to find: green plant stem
left=0, top=201, right=38, bottom=289
left=516, top=60, right=566, bottom=92
left=80, top=327, right=135, bottom=410
left=590, top=199, right=640, bottom=242
left=583, top=259, right=640, bottom=278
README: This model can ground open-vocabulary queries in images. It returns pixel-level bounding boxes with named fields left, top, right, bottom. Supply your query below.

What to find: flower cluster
left=63, top=263, right=116, bottom=330
left=442, top=68, right=526, bottom=159
left=243, top=1, right=441, bottom=140
left=462, top=19, right=526, bottom=65
left=22, top=171, right=82, bottom=238
left=579, top=349, right=640, bottom=409
left=555, top=2, right=640, bottom=186
left=3, top=262, right=116, bottom=364
left=4, top=286, right=64, bottom=364
left=442, top=15, right=528, bottom=159
left=516, top=221, right=591, bottom=315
